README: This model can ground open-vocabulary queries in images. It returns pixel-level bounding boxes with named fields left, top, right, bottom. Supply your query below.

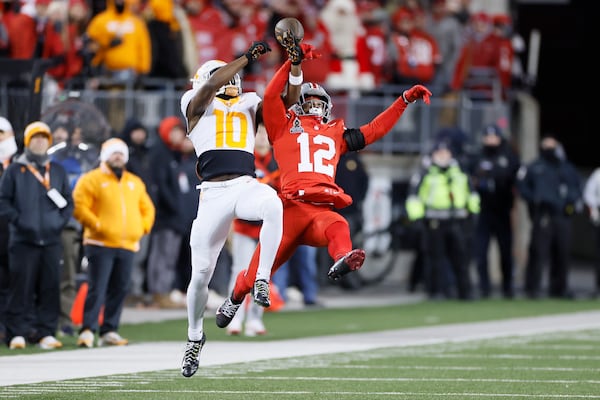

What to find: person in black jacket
left=472, top=124, right=520, bottom=298
left=145, top=116, right=188, bottom=308
left=0, top=115, right=18, bottom=345
left=0, top=121, right=73, bottom=349
left=517, top=133, right=583, bottom=299
left=119, top=118, right=155, bottom=305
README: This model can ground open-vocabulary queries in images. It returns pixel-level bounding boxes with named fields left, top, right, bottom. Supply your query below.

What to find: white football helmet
left=297, top=83, right=332, bottom=122
left=190, top=59, right=242, bottom=97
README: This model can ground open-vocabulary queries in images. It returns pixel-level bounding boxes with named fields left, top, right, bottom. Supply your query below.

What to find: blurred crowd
left=0, top=0, right=528, bottom=98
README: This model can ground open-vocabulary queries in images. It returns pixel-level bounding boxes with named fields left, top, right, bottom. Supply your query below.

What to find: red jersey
left=233, top=60, right=415, bottom=297
left=262, top=60, right=410, bottom=208
left=360, top=24, right=388, bottom=86
left=7, top=13, right=37, bottom=59
left=451, top=33, right=501, bottom=91
left=45, top=24, right=85, bottom=87
left=390, top=29, right=440, bottom=83
left=491, top=33, right=514, bottom=90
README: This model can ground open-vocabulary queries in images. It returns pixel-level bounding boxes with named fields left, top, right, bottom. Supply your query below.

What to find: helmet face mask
left=191, top=59, right=242, bottom=97
left=297, top=83, right=332, bottom=122
left=301, top=98, right=327, bottom=118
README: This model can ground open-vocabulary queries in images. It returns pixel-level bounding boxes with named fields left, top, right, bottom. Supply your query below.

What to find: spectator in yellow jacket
left=73, top=137, right=155, bottom=348
left=86, top=0, right=152, bottom=81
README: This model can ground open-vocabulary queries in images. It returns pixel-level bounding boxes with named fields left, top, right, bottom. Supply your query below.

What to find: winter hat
left=430, top=139, right=452, bottom=154
left=481, top=123, right=502, bottom=137
left=493, top=14, right=511, bottom=26
left=120, top=118, right=148, bottom=146
left=24, top=121, right=53, bottom=147
left=0, top=116, right=13, bottom=133
left=158, top=116, right=185, bottom=149
left=100, top=138, right=129, bottom=163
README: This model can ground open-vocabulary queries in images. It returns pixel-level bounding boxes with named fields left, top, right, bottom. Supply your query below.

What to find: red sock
left=324, top=221, right=352, bottom=261
left=232, top=269, right=253, bottom=303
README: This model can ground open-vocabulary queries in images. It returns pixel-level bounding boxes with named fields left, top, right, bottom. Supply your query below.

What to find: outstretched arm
left=186, top=41, right=271, bottom=128
left=263, top=43, right=317, bottom=141
left=359, top=84, right=432, bottom=146
left=263, top=59, right=294, bottom=141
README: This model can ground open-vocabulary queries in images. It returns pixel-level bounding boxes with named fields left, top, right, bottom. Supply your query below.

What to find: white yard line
left=2, top=310, right=600, bottom=386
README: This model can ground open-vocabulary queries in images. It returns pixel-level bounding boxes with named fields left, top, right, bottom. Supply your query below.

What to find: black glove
left=245, top=41, right=271, bottom=63
left=109, top=37, right=123, bottom=48
left=283, top=34, right=304, bottom=65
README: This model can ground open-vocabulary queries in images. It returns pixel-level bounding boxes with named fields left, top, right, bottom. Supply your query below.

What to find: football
left=274, top=17, right=304, bottom=46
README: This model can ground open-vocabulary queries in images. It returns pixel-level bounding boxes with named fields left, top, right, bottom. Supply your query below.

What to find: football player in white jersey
left=179, top=41, right=287, bottom=378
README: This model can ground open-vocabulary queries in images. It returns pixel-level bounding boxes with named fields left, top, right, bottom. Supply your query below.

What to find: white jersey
left=180, top=88, right=262, bottom=181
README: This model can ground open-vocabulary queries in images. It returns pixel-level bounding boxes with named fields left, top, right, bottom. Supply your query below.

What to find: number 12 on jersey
left=296, top=132, right=335, bottom=177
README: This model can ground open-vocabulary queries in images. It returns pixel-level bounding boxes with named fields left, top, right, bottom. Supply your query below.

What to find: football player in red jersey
left=216, top=41, right=431, bottom=329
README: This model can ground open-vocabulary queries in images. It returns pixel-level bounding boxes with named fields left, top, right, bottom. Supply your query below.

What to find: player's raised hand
left=285, top=39, right=304, bottom=65
left=403, top=84, right=432, bottom=105
left=245, top=41, right=272, bottom=62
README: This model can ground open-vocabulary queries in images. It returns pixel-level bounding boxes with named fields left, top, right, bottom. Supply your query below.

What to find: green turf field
left=1, top=298, right=599, bottom=354
left=1, top=329, right=599, bottom=399
left=1, top=299, right=599, bottom=399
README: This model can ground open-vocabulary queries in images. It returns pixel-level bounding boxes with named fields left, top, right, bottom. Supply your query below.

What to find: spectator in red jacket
left=389, top=8, right=440, bottom=85
left=356, top=0, right=390, bottom=87
left=490, top=13, right=517, bottom=90
left=6, top=0, right=63, bottom=60
left=44, top=0, right=89, bottom=89
left=183, top=0, right=230, bottom=66
left=0, top=1, right=13, bottom=57
left=450, top=12, right=508, bottom=99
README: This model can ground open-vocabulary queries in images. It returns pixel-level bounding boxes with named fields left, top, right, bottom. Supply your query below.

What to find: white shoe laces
left=183, top=341, right=201, bottom=364
left=219, top=298, right=241, bottom=318
left=254, top=280, right=269, bottom=299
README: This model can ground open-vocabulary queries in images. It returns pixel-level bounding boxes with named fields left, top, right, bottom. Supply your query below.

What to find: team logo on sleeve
left=290, top=117, right=304, bottom=134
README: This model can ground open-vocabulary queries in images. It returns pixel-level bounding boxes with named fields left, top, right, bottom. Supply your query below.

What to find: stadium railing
left=0, top=70, right=510, bottom=154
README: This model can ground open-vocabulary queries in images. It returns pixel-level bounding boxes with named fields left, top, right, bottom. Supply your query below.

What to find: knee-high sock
left=325, top=220, right=352, bottom=261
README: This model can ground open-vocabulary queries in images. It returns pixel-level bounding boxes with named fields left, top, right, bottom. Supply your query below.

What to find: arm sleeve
left=263, top=60, right=293, bottom=143
left=358, top=96, right=408, bottom=146
left=86, top=16, right=111, bottom=48
left=0, top=168, right=19, bottom=223
left=515, top=166, right=534, bottom=204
